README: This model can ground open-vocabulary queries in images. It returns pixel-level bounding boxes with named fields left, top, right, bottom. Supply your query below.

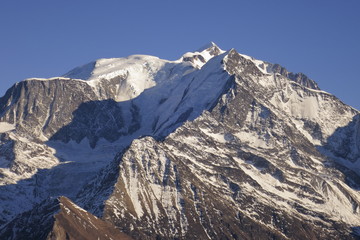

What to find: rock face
left=1, top=43, right=360, bottom=239
left=0, top=196, right=132, bottom=240
left=0, top=198, right=59, bottom=240
left=270, top=63, right=320, bottom=90
left=48, top=197, right=132, bottom=240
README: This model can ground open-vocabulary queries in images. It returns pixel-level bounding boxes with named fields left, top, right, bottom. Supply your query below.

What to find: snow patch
left=0, top=122, right=15, bottom=133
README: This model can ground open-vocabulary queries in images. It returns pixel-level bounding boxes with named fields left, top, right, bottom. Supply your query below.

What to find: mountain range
left=0, top=42, right=359, bottom=239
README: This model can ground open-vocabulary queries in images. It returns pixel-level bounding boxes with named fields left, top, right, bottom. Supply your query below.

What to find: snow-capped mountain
left=0, top=43, right=226, bottom=224
left=0, top=42, right=359, bottom=239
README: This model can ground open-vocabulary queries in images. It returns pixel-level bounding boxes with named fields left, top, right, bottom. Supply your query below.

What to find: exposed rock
left=48, top=197, right=132, bottom=240
left=271, top=63, right=320, bottom=90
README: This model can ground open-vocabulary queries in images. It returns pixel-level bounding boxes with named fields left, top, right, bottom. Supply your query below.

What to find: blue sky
left=1, top=0, right=359, bottom=109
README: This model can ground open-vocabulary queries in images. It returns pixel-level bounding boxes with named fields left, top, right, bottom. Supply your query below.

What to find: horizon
left=1, top=0, right=359, bottom=110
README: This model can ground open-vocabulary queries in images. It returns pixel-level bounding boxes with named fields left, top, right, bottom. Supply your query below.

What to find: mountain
left=0, top=43, right=360, bottom=239
left=0, top=196, right=132, bottom=240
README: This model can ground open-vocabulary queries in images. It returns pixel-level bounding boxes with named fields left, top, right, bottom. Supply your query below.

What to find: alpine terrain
left=0, top=42, right=359, bottom=239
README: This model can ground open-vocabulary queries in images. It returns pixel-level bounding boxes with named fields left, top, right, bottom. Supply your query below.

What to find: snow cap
left=196, top=41, right=221, bottom=53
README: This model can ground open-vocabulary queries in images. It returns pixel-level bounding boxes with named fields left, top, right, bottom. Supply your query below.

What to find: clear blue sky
left=1, top=0, right=359, bottom=110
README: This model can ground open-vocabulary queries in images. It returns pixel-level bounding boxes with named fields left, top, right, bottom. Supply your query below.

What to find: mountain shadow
left=49, top=99, right=127, bottom=148
left=319, top=114, right=360, bottom=190
left=315, top=113, right=360, bottom=239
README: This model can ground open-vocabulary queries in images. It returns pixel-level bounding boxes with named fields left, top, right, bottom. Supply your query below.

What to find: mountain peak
left=48, top=196, right=133, bottom=240
left=181, top=42, right=225, bottom=69
left=196, top=41, right=220, bottom=52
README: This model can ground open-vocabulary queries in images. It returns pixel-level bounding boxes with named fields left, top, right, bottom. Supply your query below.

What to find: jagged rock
left=271, top=63, right=320, bottom=90
left=0, top=196, right=132, bottom=240
left=47, top=197, right=132, bottom=240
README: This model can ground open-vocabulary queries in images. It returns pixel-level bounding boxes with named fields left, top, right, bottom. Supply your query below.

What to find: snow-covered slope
left=63, top=42, right=224, bottom=102
left=0, top=42, right=360, bottom=239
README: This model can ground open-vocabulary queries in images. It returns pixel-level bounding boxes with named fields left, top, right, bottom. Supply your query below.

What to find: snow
left=196, top=41, right=218, bottom=52
left=0, top=135, right=126, bottom=224
left=199, top=127, right=227, bottom=144
left=234, top=155, right=360, bottom=225
left=290, top=81, right=330, bottom=94
left=89, top=55, right=162, bottom=80
left=180, top=43, right=225, bottom=69
left=22, top=42, right=225, bottom=108
left=25, top=77, right=76, bottom=81
left=69, top=200, right=88, bottom=213
left=234, top=131, right=271, bottom=149
left=42, top=138, right=123, bottom=198
left=62, top=51, right=218, bottom=103
left=289, top=95, right=320, bottom=119
left=238, top=53, right=271, bottom=74
left=0, top=122, right=15, bottom=133
left=60, top=203, right=71, bottom=215
left=0, top=132, right=59, bottom=185
left=62, top=61, right=95, bottom=80
left=267, top=75, right=357, bottom=144
left=106, top=138, right=190, bottom=236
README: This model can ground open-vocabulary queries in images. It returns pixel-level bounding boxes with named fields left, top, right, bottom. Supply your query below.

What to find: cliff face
left=0, top=79, right=98, bottom=140
left=47, top=197, right=133, bottom=240
left=0, top=196, right=132, bottom=240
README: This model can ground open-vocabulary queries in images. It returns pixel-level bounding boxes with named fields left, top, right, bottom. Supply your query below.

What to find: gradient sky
left=1, top=0, right=359, bottom=110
